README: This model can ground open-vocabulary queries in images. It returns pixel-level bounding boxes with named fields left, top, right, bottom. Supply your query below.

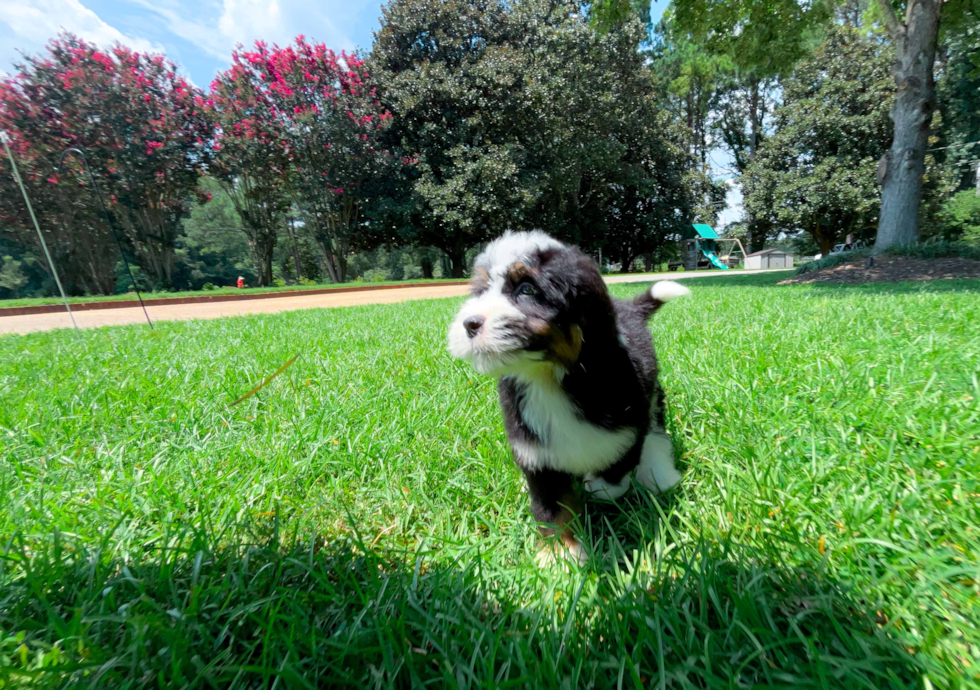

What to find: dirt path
left=0, top=269, right=788, bottom=336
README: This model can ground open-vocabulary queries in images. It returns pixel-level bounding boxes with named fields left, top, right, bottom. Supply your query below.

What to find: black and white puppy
left=447, top=231, right=690, bottom=565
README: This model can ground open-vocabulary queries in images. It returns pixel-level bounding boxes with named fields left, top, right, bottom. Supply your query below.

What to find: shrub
left=794, top=240, right=980, bottom=275
left=359, top=268, right=390, bottom=283
left=201, top=282, right=217, bottom=291
left=886, top=240, right=980, bottom=261
left=941, top=190, right=980, bottom=243
left=795, top=249, right=871, bottom=275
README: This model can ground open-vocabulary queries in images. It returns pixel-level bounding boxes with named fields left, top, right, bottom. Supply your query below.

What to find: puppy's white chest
left=517, top=381, right=636, bottom=475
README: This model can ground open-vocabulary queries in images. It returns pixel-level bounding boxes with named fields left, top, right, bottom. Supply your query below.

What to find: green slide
left=701, top=249, right=729, bottom=270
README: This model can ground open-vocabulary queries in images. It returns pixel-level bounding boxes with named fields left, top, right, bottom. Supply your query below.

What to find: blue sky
left=1, top=0, right=741, bottom=225
left=1, top=0, right=671, bottom=90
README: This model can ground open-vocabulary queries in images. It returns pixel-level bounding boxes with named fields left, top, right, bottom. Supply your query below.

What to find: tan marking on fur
left=534, top=491, right=585, bottom=567
left=470, top=267, right=490, bottom=294
left=527, top=317, right=551, bottom=337
left=547, top=323, right=583, bottom=367
left=507, top=262, right=537, bottom=283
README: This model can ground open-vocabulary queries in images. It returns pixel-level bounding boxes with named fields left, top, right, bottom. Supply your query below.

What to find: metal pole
left=57, top=148, right=153, bottom=329
left=0, top=130, right=78, bottom=331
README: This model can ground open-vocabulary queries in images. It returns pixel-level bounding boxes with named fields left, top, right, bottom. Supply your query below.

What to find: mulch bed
left=778, top=256, right=980, bottom=285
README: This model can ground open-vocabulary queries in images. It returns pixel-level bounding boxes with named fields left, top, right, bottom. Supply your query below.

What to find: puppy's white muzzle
left=448, top=287, right=529, bottom=375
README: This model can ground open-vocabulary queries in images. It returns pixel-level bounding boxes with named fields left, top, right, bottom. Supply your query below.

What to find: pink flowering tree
left=218, top=38, right=397, bottom=283
left=0, top=33, right=213, bottom=290
left=206, top=48, right=292, bottom=286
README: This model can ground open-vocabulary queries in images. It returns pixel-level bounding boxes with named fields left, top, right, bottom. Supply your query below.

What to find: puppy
left=447, top=231, right=690, bottom=566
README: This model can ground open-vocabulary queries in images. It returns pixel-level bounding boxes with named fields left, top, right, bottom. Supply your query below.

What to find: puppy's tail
left=633, top=281, right=691, bottom=321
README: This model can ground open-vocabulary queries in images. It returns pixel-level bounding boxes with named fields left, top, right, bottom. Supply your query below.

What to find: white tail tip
left=651, top=281, right=691, bottom=303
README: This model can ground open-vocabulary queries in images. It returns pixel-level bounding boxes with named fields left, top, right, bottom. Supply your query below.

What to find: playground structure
left=677, top=224, right=747, bottom=271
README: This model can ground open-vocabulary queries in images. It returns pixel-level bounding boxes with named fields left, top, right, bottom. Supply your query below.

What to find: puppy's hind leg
left=635, top=430, right=682, bottom=493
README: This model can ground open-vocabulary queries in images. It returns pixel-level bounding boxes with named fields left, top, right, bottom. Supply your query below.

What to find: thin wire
left=1, top=130, right=78, bottom=331
left=57, top=148, right=153, bottom=329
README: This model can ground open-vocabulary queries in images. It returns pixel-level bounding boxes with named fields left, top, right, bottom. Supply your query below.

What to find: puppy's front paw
left=584, top=473, right=630, bottom=501
left=535, top=539, right=588, bottom=569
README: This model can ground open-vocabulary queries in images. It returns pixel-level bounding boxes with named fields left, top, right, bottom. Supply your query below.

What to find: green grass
left=0, top=277, right=466, bottom=309
left=1, top=273, right=978, bottom=687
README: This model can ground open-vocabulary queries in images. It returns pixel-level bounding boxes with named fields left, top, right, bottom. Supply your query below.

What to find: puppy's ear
left=538, top=245, right=613, bottom=328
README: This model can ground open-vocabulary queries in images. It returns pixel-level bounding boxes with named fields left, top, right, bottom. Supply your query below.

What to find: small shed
left=745, top=248, right=794, bottom=269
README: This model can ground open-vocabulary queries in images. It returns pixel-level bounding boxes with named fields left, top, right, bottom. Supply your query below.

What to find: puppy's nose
left=463, top=315, right=485, bottom=338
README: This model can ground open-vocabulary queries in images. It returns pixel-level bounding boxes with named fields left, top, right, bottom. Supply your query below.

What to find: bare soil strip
left=1, top=268, right=790, bottom=335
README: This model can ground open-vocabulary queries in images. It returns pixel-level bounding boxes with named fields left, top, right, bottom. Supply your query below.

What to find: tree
left=207, top=52, right=292, bottom=286
left=372, top=0, right=696, bottom=274
left=1, top=126, right=118, bottom=295
left=0, top=33, right=213, bottom=289
left=651, top=29, right=730, bottom=168
left=600, top=112, right=695, bottom=272
left=371, top=0, right=546, bottom=276
left=934, top=22, right=980, bottom=206
left=520, top=0, right=698, bottom=259
left=649, top=31, right=729, bottom=228
left=674, top=0, right=980, bottom=252
left=742, top=28, right=895, bottom=254
left=870, top=0, right=979, bottom=251
left=671, top=0, right=831, bottom=249
left=232, top=39, right=398, bottom=283
left=174, top=176, right=256, bottom=289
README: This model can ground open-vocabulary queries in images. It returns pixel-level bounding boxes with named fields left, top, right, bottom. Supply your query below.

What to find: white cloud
left=125, top=0, right=356, bottom=71
left=1, top=0, right=163, bottom=71
left=215, top=0, right=354, bottom=52
left=218, top=0, right=285, bottom=46
left=127, top=0, right=229, bottom=60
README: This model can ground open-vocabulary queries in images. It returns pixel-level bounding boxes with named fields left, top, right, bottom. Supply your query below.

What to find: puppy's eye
left=515, top=282, right=538, bottom=297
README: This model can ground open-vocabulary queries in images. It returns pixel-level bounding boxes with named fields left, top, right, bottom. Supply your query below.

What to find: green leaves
left=672, top=0, right=832, bottom=80
left=371, top=0, right=695, bottom=270
left=742, top=28, right=895, bottom=253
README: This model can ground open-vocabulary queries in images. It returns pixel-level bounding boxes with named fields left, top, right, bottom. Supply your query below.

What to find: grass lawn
left=1, top=273, right=978, bottom=687
left=0, top=277, right=467, bottom=309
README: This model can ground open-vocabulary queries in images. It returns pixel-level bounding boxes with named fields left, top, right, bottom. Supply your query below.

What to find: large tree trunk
left=286, top=217, right=303, bottom=281
left=320, top=246, right=340, bottom=283
left=262, top=252, right=274, bottom=287
left=447, top=240, right=466, bottom=279
left=744, top=79, right=766, bottom=253
left=250, top=231, right=277, bottom=286
left=812, top=219, right=836, bottom=256
left=747, top=79, right=761, bottom=158
left=873, top=0, right=941, bottom=253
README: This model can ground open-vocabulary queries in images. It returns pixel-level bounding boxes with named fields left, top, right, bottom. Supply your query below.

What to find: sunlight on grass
left=0, top=275, right=978, bottom=686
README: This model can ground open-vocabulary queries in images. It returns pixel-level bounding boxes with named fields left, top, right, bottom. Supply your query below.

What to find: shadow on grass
left=1, top=520, right=921, bottom=688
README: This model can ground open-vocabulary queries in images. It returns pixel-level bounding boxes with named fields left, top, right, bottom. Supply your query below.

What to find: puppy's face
left=447, top=231, right=606, bottom=377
